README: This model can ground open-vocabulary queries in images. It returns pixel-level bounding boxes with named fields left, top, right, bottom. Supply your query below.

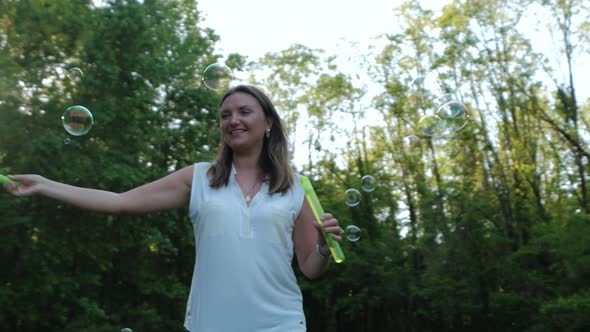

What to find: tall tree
left=0, top=1, right=221, bottom=331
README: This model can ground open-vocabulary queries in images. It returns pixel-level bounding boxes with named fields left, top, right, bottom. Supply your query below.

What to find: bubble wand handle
left=300, top=176, right=345, bottom=263
left=0, top=174, right=20, bottom=187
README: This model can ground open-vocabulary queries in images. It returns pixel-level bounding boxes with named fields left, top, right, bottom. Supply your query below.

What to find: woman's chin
left=228, top=141, right=261, bottom=155
left=228, top=141, right=248, bottom=152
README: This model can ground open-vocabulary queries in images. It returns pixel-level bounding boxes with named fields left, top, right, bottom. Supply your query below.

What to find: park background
left=1, top=0, right=590, bottom=331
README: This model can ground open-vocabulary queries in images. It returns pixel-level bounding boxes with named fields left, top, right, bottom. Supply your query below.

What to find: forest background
left=1, top=0, right=589, bottom=331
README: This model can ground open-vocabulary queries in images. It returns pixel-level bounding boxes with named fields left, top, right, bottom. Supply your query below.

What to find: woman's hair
left=207, top=85, right=294, bottom=194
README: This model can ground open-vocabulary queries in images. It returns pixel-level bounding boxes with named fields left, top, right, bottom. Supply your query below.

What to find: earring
left=265, top=128, right=271, bottom=138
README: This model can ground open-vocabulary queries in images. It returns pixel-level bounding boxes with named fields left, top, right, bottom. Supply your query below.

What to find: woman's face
left=219, top=92, right=271, bottom=152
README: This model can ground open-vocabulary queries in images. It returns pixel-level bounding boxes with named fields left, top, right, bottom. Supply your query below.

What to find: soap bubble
left=345, top=188, right=361, bottom=207
left=345, top=225, right=361, bottom=242
left=202, top=63, right=233, bottom=91
left=61, top=105, right=94, bottom=136
left=437, top=100, right=467, bottom=119
left=436, top=101, right=469, bottom=133
left=361, top=175, right=376, bottom=192
left=417, top=114, right=445, bottom=137
left=67, top=67, right=83, bottom=82
left=402, top=135, right=422, bottom=156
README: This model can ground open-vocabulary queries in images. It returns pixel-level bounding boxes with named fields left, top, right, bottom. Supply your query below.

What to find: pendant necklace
left=235, top=173, right=260, bottom=204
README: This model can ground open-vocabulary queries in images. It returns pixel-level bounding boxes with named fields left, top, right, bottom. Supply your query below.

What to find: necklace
left=235, top=173, right=261, bottom=204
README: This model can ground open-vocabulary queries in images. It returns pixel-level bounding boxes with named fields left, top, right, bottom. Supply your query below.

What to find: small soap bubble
left=64, top=137, right=72, bottom=144
left=441, top=116, right=469, bottom=134
left=402, top=135, right=421, bottom=156
left=418, top=114, right=445, bottom=137
left=202, top=63, right=233, bottom=91
left=61, top=105, right=94, bottom=136
left=361, top=175, right=376, bottom=192
left=436, top=101, right=469, bottom=133
left=345, top=188, right=361, bottom=207
left=67, top=67, right=83, bottom=82
left=345, top=225, right=361, bottom=242
left=121, top=328, right=133, bottom=332
left=437, top=100, right=467, bottom=119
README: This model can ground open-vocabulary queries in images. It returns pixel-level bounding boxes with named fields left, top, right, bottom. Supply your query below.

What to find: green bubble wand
left=300, top=176, right=345, bottom=263
left=0, top=174, right=20, bottom=187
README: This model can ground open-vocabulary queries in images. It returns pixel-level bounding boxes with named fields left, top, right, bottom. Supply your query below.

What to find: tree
left=0, top=1, right=222, bottom=331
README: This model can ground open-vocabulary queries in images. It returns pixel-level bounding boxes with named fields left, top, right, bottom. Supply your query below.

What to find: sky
left=195, top=0, right=448, bottom=166
left=196, top=0, right=449, bottom=59
left=196, top=0, right=589, bottom=97
left=195, top=0, right=590, bottom=169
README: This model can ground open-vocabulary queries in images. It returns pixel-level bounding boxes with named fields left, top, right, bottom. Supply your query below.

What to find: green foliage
left=1, top=0, right=217, bottom=331
left=1, top=0, right=590, bottom=331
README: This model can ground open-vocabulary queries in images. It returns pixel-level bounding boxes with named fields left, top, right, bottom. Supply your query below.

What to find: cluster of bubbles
left=341, top=174, right=377, bottom=242
left=59, top=62, right=234, bottom=143
left=57, top=62, right=233, bottom=150
left=402, top=72, right=470, bottom=155
left=61, top=67, right=94, bottom=144
left=417, top=94, right=468, bottom=137
left=345, top=175, right=375, bottom=207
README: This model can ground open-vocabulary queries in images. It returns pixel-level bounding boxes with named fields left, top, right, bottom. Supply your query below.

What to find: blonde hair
left=208, top=85, right=294, bottom=194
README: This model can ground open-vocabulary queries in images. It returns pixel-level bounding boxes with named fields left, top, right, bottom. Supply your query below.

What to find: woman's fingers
left=8, top=174, right=35, bottom=183
left=4, top=174, right=39, bottom=196
left=317, top=213, right=344, bottom=242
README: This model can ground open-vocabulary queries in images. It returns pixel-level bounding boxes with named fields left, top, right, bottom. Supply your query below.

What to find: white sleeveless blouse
left=183, top=162, right=306, bottom=332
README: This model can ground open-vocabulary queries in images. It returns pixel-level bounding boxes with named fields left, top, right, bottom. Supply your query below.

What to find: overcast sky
left=196, top=0, right=446, bottom=59
left=196, top=0, right=589, bottom=100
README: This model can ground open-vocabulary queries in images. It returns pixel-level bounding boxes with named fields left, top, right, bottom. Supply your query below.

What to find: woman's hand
left=2, top=174, right=46, bottom=197
left=315, top=213, right=344, bottom=245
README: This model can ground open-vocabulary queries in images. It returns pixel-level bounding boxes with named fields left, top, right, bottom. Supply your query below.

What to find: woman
left=3, top=84, right=343, bottom=332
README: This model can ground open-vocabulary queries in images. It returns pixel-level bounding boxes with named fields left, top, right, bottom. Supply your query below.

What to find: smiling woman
left=218, top=92, right=271, bottom=155
left=2, top=84, right=346, bottom=332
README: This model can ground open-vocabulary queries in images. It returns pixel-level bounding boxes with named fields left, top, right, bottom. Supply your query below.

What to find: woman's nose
left=229, top=114, right=240, bottom=124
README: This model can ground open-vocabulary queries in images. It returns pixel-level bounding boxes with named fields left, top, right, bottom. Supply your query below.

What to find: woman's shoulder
left=192, top=162, right=212, bottom=178
left=292, top=170, right=303, bottom=179
left=290, top=167, right=304, bottom=182
left=175, top=162, right=210, bottom=175
left=289, top=171, right=304, bottom=193
left=194, top=161, right=212, bottom=169
left=172, top=162, right=210, bottom=182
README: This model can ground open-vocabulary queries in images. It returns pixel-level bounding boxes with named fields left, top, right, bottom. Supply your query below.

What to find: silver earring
left=265, top=128, right=271, bottom=138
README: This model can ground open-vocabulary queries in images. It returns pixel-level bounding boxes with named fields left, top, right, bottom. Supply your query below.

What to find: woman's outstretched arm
left=2, top=165, right=194, bottom=215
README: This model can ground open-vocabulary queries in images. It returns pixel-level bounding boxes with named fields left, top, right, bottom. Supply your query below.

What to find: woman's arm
left=293, top=199, right=343, bottom=279
left=3, top=165, right=194, bottom=215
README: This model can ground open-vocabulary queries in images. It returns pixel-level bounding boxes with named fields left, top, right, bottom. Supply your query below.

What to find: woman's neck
left=233, top=153, right=262, bottom=176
